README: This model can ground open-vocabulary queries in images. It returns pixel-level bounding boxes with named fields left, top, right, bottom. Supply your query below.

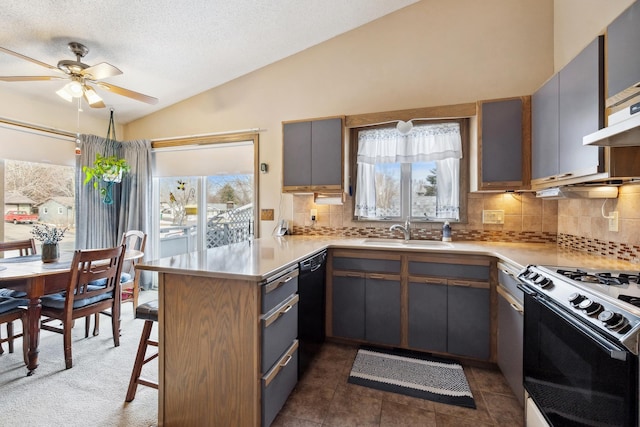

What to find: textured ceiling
left=0, top=0, right=418, bottom=124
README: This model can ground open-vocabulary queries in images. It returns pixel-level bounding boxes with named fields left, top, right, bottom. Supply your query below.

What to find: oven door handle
left=533, top=294, right=629, bottom=361
left=517, top=283, right=536, bottom=296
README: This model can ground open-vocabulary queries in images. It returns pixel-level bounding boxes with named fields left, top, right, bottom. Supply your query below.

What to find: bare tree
left=5, top=160, right=74, bottom=204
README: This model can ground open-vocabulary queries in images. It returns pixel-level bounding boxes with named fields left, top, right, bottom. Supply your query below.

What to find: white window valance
left=356, top=122, right=462, bottom=165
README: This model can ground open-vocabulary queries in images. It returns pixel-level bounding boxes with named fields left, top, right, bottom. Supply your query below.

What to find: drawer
left=262, top=293, right=299, bottom=373
left=262, top=267, right=299, bottom=314
left=262, top=340, right=298, bottom=427
left=408, top=261, right=490, bottom=280
left=333, top=257, right=400, bottom=273
left=498, top=262, right=524, bottom=304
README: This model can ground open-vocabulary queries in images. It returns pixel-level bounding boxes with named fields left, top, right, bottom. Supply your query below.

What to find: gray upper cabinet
left=607, top=0, right=640, bottom=99
left=557, top=36, right=603, bottom=178
left=532, top=74, right=559, bottom=181
left=477, top=97, right=531, bottom=191
left=531, top=36, right=604, bottom=188
left=282, top=117, right=344, bottom=192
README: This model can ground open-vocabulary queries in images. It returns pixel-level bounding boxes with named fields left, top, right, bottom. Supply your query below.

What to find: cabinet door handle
left=369, top=274, right=386, bottom=280
left=543, top=176, right=556, bottom=182
left=281, top=304, right=293, bottom=314
left=346, top=273, right=362, bottom=278
left=558, top=173, right=573, bottom=178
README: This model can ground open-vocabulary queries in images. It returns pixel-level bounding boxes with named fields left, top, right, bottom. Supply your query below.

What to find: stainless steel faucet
left=389, top=218, right=411, bottom=241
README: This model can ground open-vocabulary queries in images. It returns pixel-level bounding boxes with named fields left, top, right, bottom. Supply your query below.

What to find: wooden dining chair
left=120, top=230, right=147, bottom=311
left=40, top=245, right=126, bottom=369
left=0, top=239, right=37, bottom=333
left=0, top=238, right=37, bottom=257
left=0, top=296, right=28, bottom=365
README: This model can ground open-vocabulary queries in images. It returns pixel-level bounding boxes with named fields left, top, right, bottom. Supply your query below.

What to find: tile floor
left=273, top=342, right=524, bottom=427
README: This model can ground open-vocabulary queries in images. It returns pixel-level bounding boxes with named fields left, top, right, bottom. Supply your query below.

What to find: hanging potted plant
left=83, top=153, right=131, bottom=204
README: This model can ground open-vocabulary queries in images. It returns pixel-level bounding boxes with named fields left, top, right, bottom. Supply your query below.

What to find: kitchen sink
left=362, top=238, right=453, bottom=248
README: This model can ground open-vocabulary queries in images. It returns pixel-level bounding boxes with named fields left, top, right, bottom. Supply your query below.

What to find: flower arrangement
left=31, top=224, right=67, bottom=244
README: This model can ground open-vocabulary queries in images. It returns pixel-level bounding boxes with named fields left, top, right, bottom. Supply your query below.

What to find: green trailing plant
left=83, top=153, right=131, bottom=198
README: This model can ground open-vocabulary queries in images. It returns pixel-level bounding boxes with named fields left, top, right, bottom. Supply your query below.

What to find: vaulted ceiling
left=0, top=0, right=418, bottom=124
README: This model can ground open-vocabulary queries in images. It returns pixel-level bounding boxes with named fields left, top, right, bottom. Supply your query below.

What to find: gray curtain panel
left=76, top=135, right=152, bottom=258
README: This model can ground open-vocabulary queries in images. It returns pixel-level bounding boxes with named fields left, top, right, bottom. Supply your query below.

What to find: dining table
left=0, top=249, right=144, bottom=376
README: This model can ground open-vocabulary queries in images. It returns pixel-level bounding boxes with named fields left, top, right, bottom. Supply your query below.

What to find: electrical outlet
left=482, top=210, right=505, bottom=224
left=609, top=211, right=619, bottom=232
left=310, top=209, right=317, bottom=222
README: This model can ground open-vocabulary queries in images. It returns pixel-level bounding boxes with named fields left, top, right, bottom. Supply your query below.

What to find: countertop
left=136, top=235, right=640, bottom=281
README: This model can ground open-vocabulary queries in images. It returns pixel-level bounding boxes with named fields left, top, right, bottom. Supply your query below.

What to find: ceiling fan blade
left=0, top=46, right=61, bottom=72
left=83, top=85, right=106, bottom=108
left=96, top=82, right=158, bottom=105
left=0, top=75, right=66, bottom=82
left=81, top=62, right=122, bottom=81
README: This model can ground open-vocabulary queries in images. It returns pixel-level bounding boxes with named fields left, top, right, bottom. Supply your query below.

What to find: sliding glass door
left=153, top=137, right=257, bottom=258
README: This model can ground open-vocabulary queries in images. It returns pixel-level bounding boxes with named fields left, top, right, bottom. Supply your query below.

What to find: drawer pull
left=510, top=302, right=524, bottom=314
left=263, top=294, right=299, bottom=327
left=280, top=354, right=293, bottom=367
left=265, top=270, right=299, bottom=293
left=346, top=273, right=361, bottom=278
left=263, top=340, right=299, bottom=387
left=500, top=269, right=515, bottom=279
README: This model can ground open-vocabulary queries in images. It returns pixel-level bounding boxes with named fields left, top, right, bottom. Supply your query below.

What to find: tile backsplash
left=290, top=182, right=640, bottom=262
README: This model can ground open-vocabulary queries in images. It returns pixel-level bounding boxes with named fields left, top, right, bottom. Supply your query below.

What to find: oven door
left=523, top=290, right=638, bottom=427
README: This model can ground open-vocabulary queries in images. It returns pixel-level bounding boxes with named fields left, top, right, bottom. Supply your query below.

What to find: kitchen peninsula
left=137, top=235, right=637, bottom=427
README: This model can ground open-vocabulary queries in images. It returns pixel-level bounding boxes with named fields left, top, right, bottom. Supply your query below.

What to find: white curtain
left=354, top=122, right=462, bottom=219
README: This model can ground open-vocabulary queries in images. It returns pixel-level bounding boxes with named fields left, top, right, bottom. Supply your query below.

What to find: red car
left=4, top=210, right=39, bottom=224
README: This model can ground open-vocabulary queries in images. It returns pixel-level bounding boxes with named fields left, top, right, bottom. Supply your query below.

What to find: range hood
left=583, top=88, right=640, bottom=147
left=536, top=186, right=619, bottom=200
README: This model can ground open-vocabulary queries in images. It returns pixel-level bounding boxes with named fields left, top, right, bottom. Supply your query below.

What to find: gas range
left=518, top=265, right=640, bottom=354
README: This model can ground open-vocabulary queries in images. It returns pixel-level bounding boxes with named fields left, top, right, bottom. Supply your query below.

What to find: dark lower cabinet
left=497, top=288, right=524, bottom=407
left=332, top=273, right=365, bottom=340
left=365, top=276, right=401, bottom=346
left=447, top=283, right=491, bottom=360
left=332, top=272, right=401, bottom=345
left=408, top=279, right=448, bottom=353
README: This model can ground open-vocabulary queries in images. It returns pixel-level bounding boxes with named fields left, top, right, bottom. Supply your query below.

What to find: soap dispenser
left=442, top=221, right=452, bottom=242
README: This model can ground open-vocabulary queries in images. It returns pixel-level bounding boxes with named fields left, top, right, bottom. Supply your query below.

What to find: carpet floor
left=0, top=290, right=159, bottom=427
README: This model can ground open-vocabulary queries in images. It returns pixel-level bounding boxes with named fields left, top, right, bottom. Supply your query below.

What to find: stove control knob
left=578, top=299, right=602, bottom=315
left=534, top=275, right=552, bottom=288
left=568, top=293, right=586, bottom=307
left=598, top=311, right=626, bottom=329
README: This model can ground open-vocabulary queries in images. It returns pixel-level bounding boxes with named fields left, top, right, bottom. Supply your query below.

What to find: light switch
left=482, top=210, right=505, bottom=224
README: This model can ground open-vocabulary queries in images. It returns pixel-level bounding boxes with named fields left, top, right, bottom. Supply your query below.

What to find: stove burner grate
left=619, top=294, right=640, bottom=307
left=556, top=269, right=640, bottom=286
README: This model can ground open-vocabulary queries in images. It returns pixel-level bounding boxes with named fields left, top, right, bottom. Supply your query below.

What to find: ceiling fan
left=0, top=41, right=158, bottom=108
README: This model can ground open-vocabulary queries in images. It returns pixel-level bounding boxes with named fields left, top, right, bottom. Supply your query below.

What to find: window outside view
left=370, top=161, right=442, bottom=219
left=2, top=160, right=76, bottom=255
left=157, top=173, right=254, bottom=258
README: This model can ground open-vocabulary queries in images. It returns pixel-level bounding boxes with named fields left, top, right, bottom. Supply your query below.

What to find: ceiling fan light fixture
left=83, top=85, right=104, bottom=107
left=67, top=80, right=83, bottom=98
left=56, top=87, right=73, bottom=102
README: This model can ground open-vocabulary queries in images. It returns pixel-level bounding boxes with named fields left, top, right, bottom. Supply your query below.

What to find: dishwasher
left=298, top=250, right=327, bottom=376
